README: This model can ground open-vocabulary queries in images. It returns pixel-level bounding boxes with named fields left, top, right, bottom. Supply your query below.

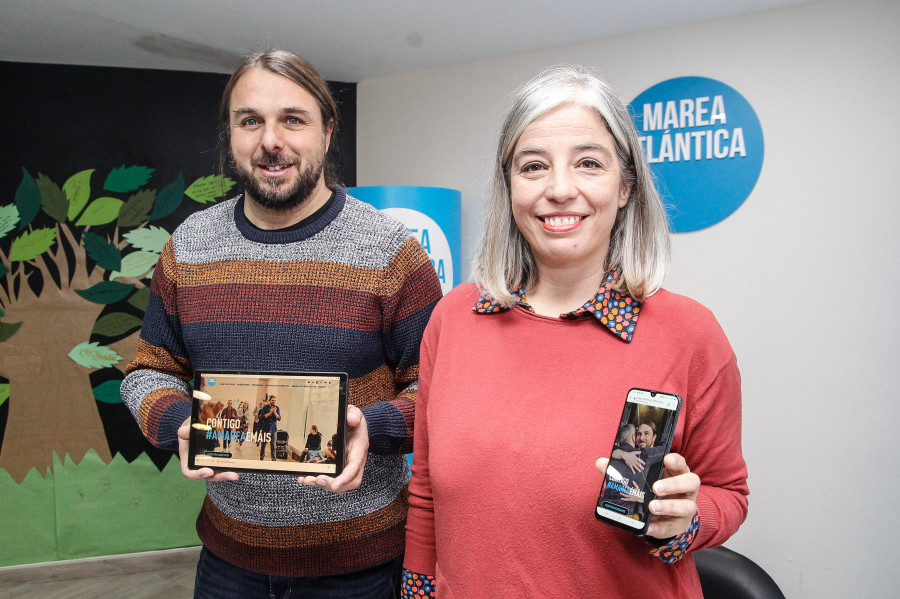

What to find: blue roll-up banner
left=348, top=186, right=461, bottom=295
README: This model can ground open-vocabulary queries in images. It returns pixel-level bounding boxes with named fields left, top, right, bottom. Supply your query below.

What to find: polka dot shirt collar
left=472, top=270, right=642, bottom=342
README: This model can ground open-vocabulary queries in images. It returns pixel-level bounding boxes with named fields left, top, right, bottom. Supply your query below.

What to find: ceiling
left=1, top=0, right=818, bottom=82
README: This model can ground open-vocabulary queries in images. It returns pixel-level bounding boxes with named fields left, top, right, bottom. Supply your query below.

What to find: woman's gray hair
left=473, top=64, right=670, bottom=304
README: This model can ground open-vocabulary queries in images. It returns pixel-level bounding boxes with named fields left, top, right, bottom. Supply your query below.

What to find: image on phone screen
left=595, top=388, right=681, bottom=533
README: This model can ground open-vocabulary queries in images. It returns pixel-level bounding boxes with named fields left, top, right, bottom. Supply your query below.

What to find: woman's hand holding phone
left=595, top=452, right=699, bottom=538
left=595, top=388, right=682, bottom=534
left=646, top=453, right=700, bottom=538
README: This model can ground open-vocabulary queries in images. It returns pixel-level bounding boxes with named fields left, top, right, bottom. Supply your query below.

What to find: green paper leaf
left=14, top=168, right=41, bottom=230
left=127, top=286, right=151, bottom=312
left=123, top=225, right=170, bottom=253
left=0, top=204, right=20, bottom=240
left=185, top=175, right=235, bottom=204
left=75, top=281, right=135, bottom=305
left=0, top=264, right=7, bottom=279
left=91, top=313, right=143, bottom=338
left=76, top=197, right=124, bottom=226
left=81, top=232, right=122, bottom=271
left=68, top=342, right=122, bottom=369
left=0, top=321, right=23, bottom=343
left=9, top=228, right=57, bottom=261
left=64, top=169, right=95, bottom=221
left=109, top=251, right=159, bottom=280
left=0, top=383, right=8, bottom=407
left=103, top=165, right=154, bottom=193
left=92, top=380, right=123, bottom=404
left=37, top=173, right=69, bottom=223
left=149, top=173, right=185, bottom=220
left=117, top=189, right=156, bottom=227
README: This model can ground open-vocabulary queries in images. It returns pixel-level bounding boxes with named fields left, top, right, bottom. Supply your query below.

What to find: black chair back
left=693, top=546, right=786, bottom=599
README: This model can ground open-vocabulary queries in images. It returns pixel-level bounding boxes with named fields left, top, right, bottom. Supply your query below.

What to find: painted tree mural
left=0, top=166, right=233, bottom=482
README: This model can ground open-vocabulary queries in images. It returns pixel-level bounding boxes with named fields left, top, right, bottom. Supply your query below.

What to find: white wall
left=357, top=0, right=900, bottom=596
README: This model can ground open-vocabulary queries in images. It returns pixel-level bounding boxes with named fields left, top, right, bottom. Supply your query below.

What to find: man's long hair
left=217, top=49, right=341, bottom=187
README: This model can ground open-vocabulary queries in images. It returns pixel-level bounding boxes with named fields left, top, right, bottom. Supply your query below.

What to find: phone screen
left=595, top=388, right=682, bottom=534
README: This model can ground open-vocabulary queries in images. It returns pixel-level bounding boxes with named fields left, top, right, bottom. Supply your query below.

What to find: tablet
left=188, top=370, right=347, bottom=476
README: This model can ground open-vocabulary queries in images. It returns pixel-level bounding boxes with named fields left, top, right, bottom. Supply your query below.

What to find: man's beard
left=234, top=151, right=325, bottom=212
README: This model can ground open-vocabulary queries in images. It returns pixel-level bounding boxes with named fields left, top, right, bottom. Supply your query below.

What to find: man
left=606, top=424, right=642, bottom=486
left=606, top=423, right=666, bottom=517
left=636, top=420, right=657, bottom=449
left=219, top=400, right=238, bottom=450
left=613, top=420, right=658, bottom=473
left=257, top=396, right=281, bottom=460
left=121, top=49, right=442, bottom=597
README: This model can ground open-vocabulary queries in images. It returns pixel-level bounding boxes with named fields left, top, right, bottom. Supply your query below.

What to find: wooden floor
left=0, top=547, right=200, bottom=599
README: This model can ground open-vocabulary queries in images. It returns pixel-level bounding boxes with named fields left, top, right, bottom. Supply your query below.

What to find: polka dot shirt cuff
left=647, top=512, right=700, bottom=563
left=401, top=568, right=436, bottom=598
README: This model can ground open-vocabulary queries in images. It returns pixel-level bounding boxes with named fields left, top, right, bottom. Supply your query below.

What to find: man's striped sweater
left=121, top=188, right=442, bottom=576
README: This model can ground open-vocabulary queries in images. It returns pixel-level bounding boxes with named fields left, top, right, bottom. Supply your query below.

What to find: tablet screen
left=188, top=370, right=347, bottom=476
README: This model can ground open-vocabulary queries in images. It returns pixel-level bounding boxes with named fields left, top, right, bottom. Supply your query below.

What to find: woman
left=236, top=401, right=249, bottom=447
left=253, top=397, right=265, bottom=447
left=401, top=66, right=748, bottom=597
left=302, top=424, right=323, bottom=462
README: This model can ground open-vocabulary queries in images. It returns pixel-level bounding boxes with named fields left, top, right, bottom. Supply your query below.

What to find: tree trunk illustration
left=0, top=289, right=111, bottom=482
left=0, top=223, right=114, bottom=482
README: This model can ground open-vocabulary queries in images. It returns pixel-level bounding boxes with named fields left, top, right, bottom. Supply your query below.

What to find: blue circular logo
left=208, top=378, right=216, bottom=387
left=629, top=77, right=764, bottom=233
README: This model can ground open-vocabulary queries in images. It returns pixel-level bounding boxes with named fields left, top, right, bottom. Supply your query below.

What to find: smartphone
left=595, top=388, right=682, bottom=535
